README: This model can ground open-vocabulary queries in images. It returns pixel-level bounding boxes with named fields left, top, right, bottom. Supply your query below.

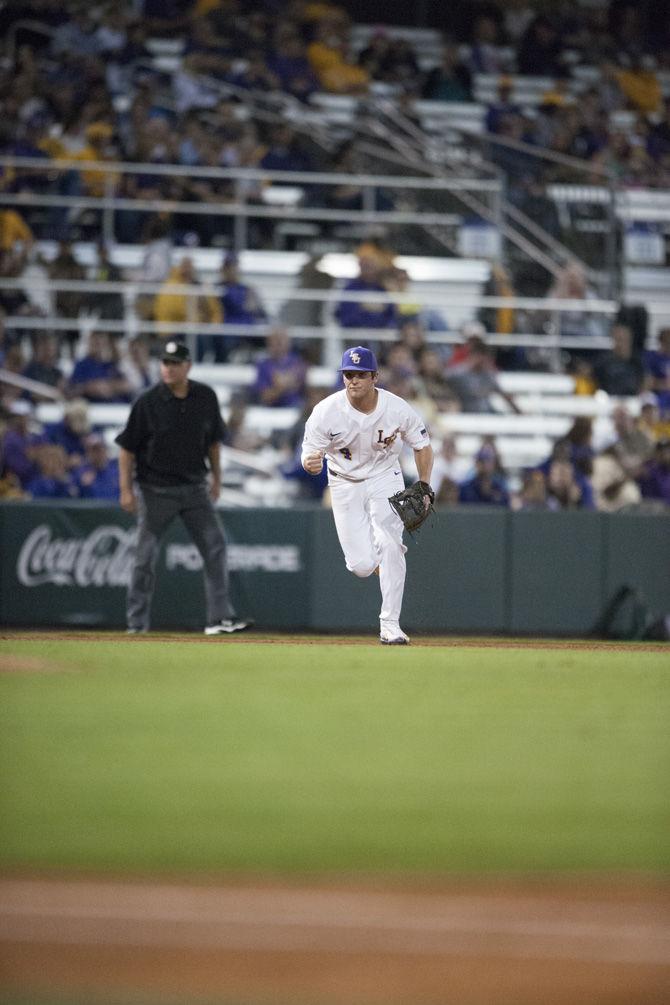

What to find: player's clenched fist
left=303, top=450, right=324, bottom=474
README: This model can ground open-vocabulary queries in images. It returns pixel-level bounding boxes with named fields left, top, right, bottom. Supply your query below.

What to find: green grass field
left=1, top=636, right=669, bottom=875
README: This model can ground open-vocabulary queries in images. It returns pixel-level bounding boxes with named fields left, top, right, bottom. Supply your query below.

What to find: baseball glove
left=389, top=481, right=435, bottom=534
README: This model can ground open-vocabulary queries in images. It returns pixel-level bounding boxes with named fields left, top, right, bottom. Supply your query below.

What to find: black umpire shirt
left=115, top=380, right=226, bottom=487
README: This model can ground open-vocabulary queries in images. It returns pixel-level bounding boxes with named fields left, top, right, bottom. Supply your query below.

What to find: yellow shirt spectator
left=153, top=260, right=223, bottom=339
left=0, top=209, right=33, bottom=252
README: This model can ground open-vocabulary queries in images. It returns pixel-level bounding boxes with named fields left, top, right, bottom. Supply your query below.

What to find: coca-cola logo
left=17, top=525, right=136, bottom=588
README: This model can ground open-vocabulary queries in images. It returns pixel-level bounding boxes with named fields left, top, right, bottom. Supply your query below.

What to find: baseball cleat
left=204, top=618, right=254, bottom=635
left=126, top=627, right=147, bottom=635
left=379, top=623, right=410, bottom=645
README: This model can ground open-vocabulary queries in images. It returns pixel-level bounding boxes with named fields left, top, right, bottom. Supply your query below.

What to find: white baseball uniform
left=301, top=387, right=431, bottom=629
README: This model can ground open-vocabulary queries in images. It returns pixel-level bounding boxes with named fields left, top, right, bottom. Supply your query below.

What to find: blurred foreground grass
left=1, top=638, right=668, bottom=874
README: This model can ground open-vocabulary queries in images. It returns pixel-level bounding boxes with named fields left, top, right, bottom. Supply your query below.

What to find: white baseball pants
left=329, top=468, right=407, bottom=625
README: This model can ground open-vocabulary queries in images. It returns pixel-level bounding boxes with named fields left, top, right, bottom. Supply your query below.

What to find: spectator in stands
left=119, top=336, right=159, bottom=400
left=260, top=123, right=314, bottom=173
left=545, top=456, right=592, bottom=509
left=485, top=77, right=522, bottom=135
left=446, top=336, right=522, bottom=414
left=638, top=393, right=670, bottom=442
left=85, top=241, right=124, bottom=322
left=545, top=261, right=607, bottom=349
left=431, top=435, right=471, bottom=498
left=26, top=442, right=79, bottom=499
left=357, top=28, right=393, bottom=80
left=0, top=340, right=25, bottom=409
left=359, top=31, right=419, bottom=91
left=68, top=331, right=131, bottom=404
left=380, top=341, right=418, bottom=385
left=397, top=317, right=428, bottom=362
left=385, top=268, right=448, bottom=333
left=252, top=326, right=307, bottom=409
left=279, top=254, right=333, bottom=335
left=611, top=52, right=662, bottom=116
left=22, top=334, right=66, bottom=401
left=307, top=16, right=370, bottom=94
left=607, top=0, right=651, bottom=58
left=0, top=217, right=33, bottom=320
left=458, top=443, right=510, bottom=506
left=1, top=399, right=39, bottom=489
left=0, top=208, right=34, bottom=257
left=47, top=240, right=87, bottom=356
left=647, top=98, right=670, bottom=163
left=416, top=348, right=461, bottom=413
left=134, top=216, right=174, bottom=320
left=593, top=321, right=644, bottom=397
left=228, top=49, right=281, bottom=93
left=468, top=11, right=507, bottom=75
left=516, top=15, right=566, bottom=77
left=153, top=255, right=222, bottom=344
left=643, top=327, right=670, bottom=415
left=94, top=7, right=129, bottom=56
left=447, top=321, right=486, bottom=369
left=44, top=397, right=91, bottom=470
left=268, top=30, right=320, bottom=102
left=637, top=438, right=670, bottom=506
left=73, top=122, right=119, bottom=201
left=209, top=252, right=266, bottom=362
left=51, top=8, right=101, bottom=58
left=221, top=390, right=268, bottom=454
left=608, top=403, right=655, bottom=480
left=334, top=247, right=397, bottom=332
left=477, top=262, right=527, bottom=370
left=558, top=416, right=595, bottom=481
left=591, top=444, right=642, bottom=511
left=567, top=357, right=597, bottom=396
left=421, top=40, right=472, bottom=103
left=75, top=432, right=120, bottom=500
left=320, top=141, right=394, bottom=214
left=515, top=468, right=557, bottom=511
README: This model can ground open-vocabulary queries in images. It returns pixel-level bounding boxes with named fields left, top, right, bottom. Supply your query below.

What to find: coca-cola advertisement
left=17, top=525, right=135, bottom=589
left=0, top=503, right=310, bottom=629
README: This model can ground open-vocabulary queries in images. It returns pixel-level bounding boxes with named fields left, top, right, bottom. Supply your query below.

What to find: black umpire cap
left=161, top=340, right=191, bottom=363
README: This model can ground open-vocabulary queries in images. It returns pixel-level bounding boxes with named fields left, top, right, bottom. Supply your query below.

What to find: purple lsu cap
left=338, top=345, right=378, bottom=372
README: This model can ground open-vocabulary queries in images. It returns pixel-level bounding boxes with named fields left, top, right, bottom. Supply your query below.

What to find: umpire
left=116, top=339, right=251, bottom=635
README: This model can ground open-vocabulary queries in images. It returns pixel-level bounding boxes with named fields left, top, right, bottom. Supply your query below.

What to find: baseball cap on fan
left=338, top=346, right=378, bottom=372
left=161, top=340, right=190, bottom=363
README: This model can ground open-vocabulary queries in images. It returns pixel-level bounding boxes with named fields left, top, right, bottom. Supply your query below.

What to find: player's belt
left=327, top=468, right=365, bottom=483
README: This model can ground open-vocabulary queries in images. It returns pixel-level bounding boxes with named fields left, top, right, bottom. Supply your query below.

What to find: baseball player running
left=301, top=345, right=433, bottom=644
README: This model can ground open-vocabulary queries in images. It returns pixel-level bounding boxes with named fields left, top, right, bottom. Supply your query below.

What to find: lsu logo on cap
left=350, top=351, right=361, bottom=364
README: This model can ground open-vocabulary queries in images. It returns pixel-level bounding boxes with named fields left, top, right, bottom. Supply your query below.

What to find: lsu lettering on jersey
left=301, top=387, right=431, bottom=482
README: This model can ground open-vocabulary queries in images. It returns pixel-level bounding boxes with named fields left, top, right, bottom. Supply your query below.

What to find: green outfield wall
left=1, top=502, right=668, bottom=636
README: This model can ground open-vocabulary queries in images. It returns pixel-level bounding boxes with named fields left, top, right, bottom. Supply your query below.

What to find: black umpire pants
left=127, top=482, right=232, bottom=631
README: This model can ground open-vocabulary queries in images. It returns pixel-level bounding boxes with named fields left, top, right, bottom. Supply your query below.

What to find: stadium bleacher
left=1, top=1, right=669, bottom=513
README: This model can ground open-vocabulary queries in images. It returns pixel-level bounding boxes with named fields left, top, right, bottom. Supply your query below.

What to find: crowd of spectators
left=1, top=1, right=669, bottom=508
left=2, top=299, right=669, bottom=507
left=1, top=0, right=669, bottom=248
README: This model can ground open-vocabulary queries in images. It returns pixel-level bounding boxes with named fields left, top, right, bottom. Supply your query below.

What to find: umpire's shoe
left=379, top=621, right=410, bottom=645
left=204, top=618, right=254, bottom=635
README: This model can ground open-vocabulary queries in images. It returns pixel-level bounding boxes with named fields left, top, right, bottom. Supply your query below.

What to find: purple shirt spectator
left=2, top=416, right=38, bottom=488
left=252, top=328, right=307, bottom=409
left=638, top=441, right=670, bottom=505
left=335, top=278, right=397, bottom=330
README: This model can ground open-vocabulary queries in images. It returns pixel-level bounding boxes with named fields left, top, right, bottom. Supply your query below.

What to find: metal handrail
left=0, top=274, right=619, bottom=312
left=0, top=191, right=466, bottom=228
left=0, top=154, right=499, bottom=191
left=0, top=319, right=615, bottom=352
